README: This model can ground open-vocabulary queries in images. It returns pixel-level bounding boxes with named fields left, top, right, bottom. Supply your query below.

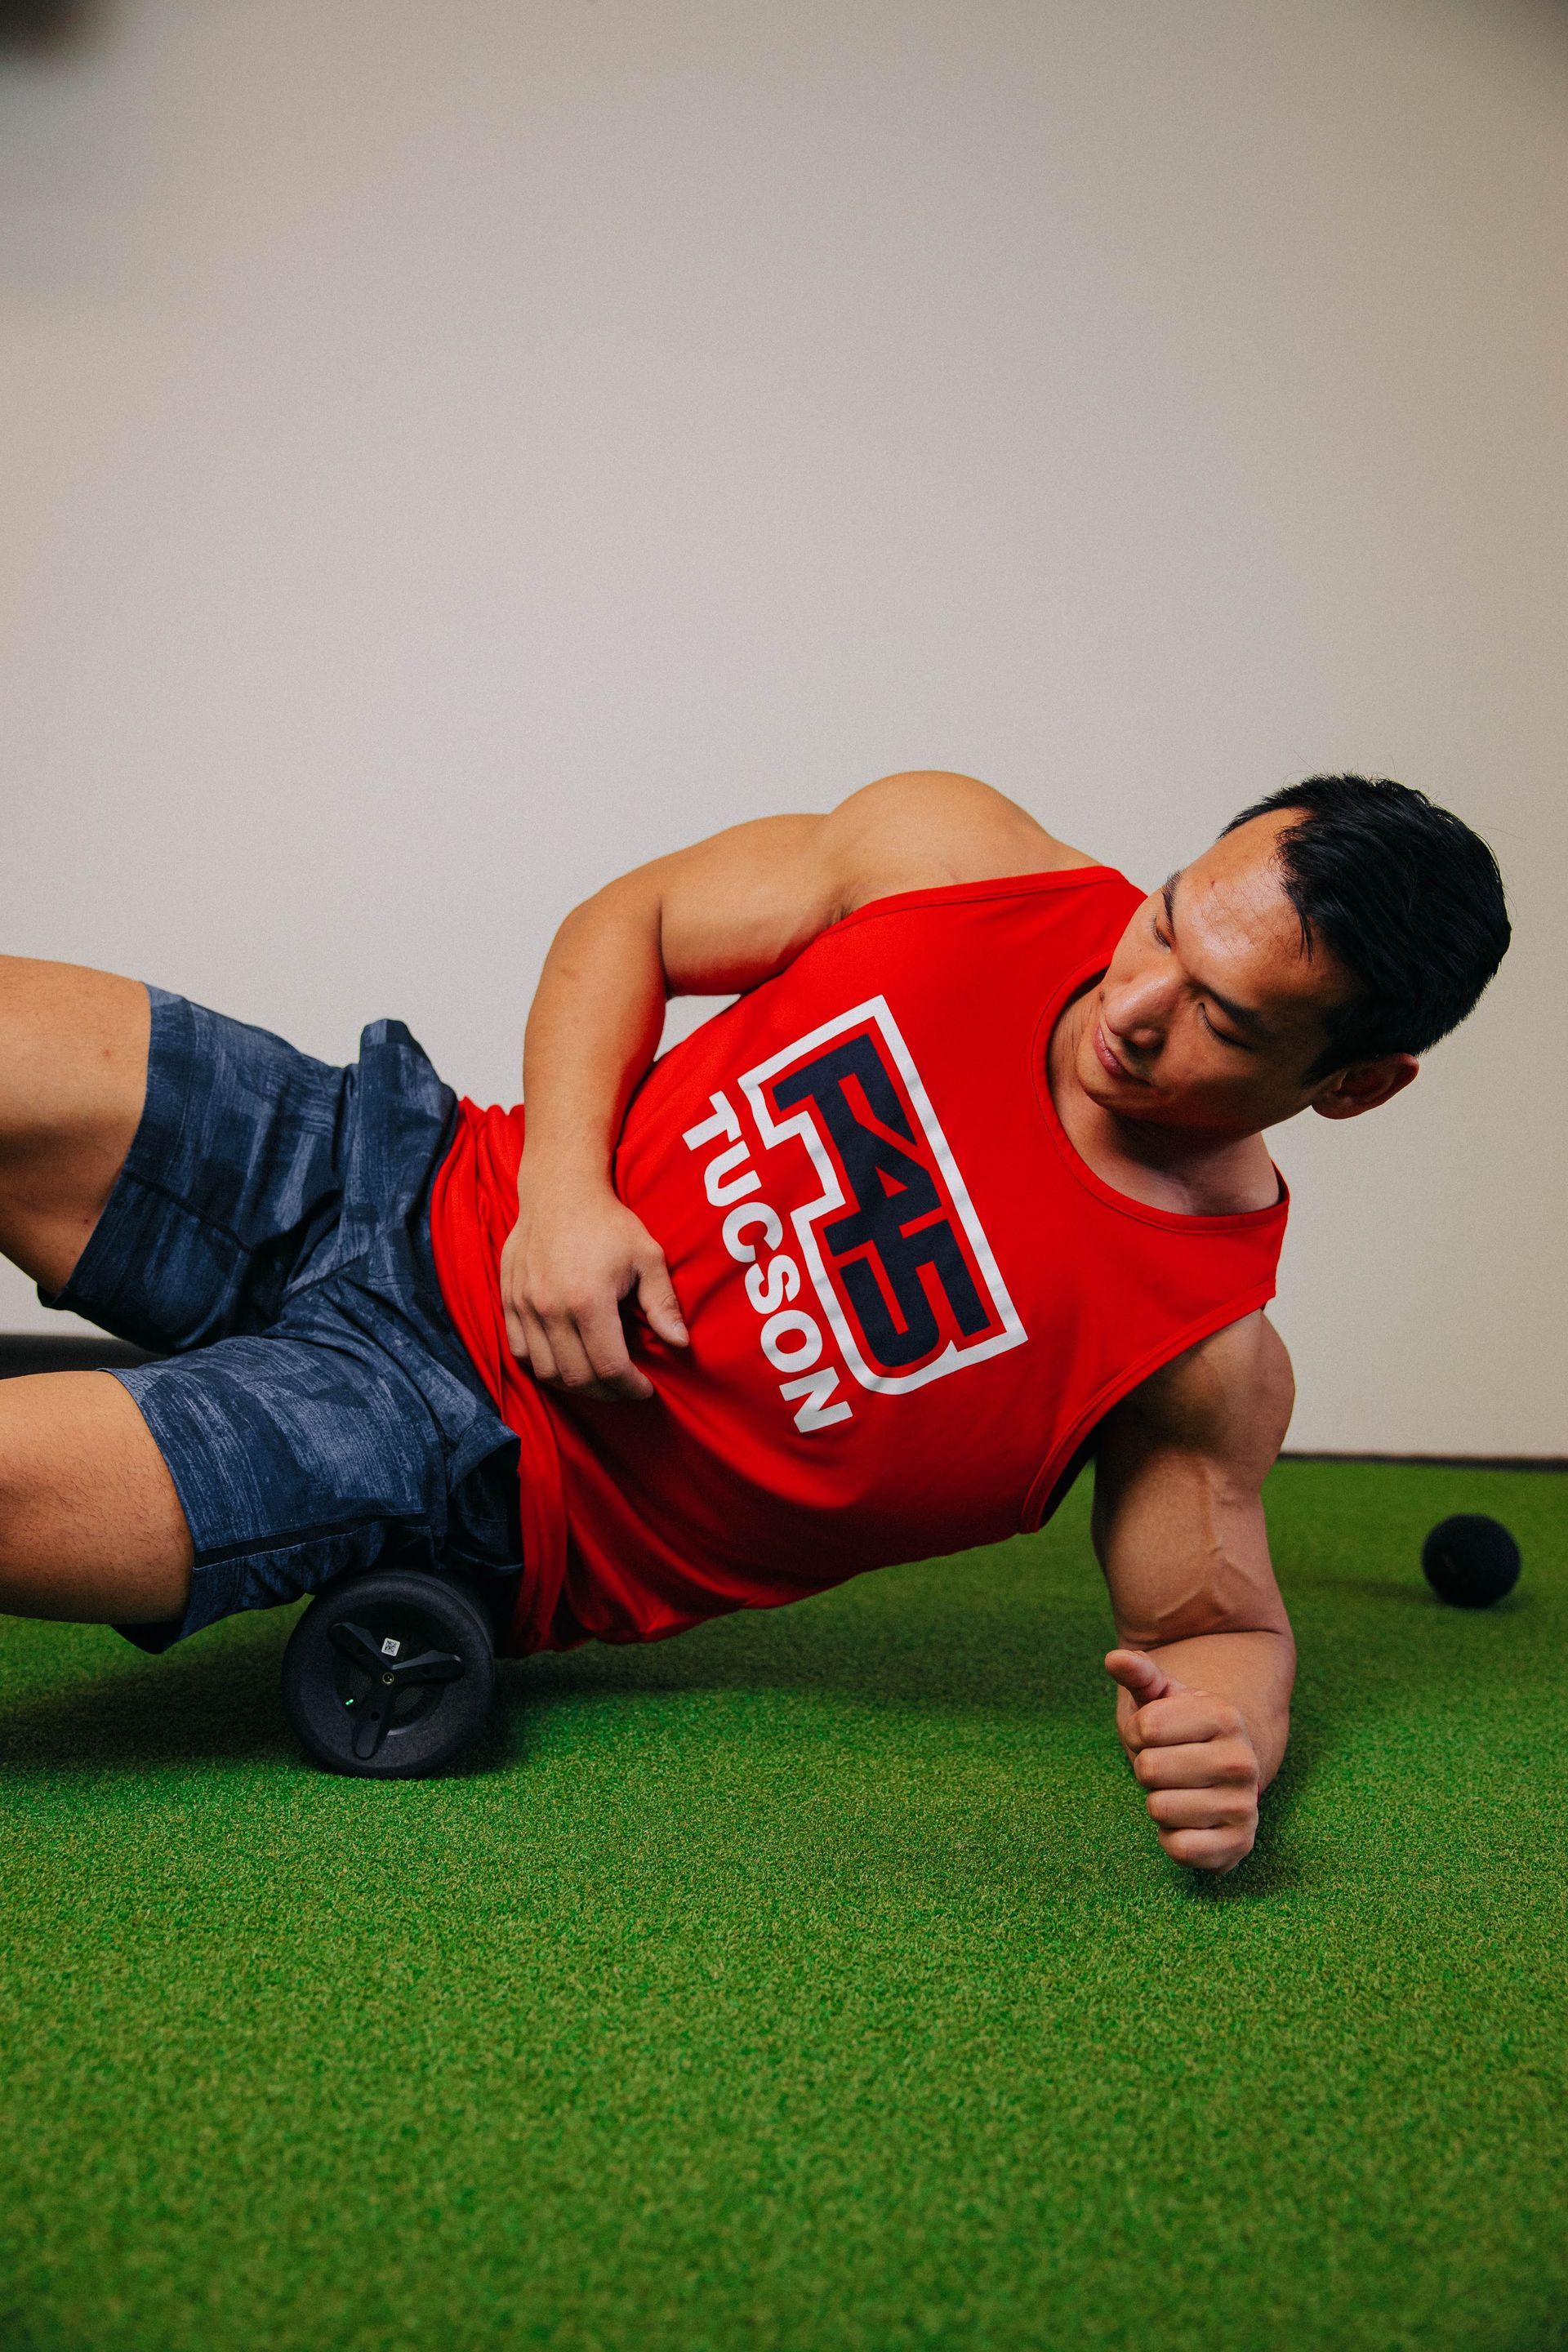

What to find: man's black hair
left=1220, top=774, right=1510, bottom=1080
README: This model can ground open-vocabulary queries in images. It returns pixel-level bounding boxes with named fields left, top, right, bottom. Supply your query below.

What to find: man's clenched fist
left=1104, top=1648, right=1262, bottom=1874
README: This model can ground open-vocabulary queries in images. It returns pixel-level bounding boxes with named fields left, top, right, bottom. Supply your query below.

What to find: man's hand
left=500, top=1179, right=688, bottom=1402
left=1105, top=1648, right=1262, bottom=1874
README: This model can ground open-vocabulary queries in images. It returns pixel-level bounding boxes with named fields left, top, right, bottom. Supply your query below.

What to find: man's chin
left=1083, top=1062, right=1274, bottom=1139
left=1078, top=1058, right=1214, bottom=1134
left=1077, top=1050, right=1161, bottom=1117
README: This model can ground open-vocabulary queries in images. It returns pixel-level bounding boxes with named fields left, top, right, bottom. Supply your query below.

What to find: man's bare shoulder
left=1107, top=1312, right=1296, bottom=1482
left=827, top=771, right=1101, bottom=913
left=631, top=771, right=1103, bottom=1000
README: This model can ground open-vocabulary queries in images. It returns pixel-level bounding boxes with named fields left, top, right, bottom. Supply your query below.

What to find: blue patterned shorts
left=44, top=988, right=523, bottom=1650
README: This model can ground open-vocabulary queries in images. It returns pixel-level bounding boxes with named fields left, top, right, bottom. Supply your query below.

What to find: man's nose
left=1103, top=968, right=1176, bottom=1049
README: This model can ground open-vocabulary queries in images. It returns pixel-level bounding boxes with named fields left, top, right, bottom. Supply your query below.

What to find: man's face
left=1075, top=811, right=1379, bottom=1136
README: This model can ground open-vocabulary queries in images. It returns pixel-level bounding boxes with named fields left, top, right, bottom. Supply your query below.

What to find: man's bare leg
left=0, top=956, right=150, bottom=1293
left=0, top=1372, right=192, bottom=1621
left=0, top=959, right=190, bottom=1623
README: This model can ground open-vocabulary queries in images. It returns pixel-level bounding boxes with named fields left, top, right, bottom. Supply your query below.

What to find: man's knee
left=0, top=1370, right=191, bottom=1624
left=0, top=960, right=149, bottom=1292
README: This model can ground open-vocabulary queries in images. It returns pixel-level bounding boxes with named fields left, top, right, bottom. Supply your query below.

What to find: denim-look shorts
left=43, top=987, right=523, bottom=1650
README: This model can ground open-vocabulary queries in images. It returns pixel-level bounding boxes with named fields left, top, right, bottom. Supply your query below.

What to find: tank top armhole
left=1018, top=1281, right=1280, bottom=1532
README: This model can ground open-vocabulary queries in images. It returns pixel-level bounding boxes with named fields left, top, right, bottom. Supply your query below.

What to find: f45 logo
left=739, top=997, right=1026, bottom=1395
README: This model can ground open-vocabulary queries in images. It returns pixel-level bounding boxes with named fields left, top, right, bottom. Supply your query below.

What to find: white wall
left=2, top=0, right=1564, bottom=1455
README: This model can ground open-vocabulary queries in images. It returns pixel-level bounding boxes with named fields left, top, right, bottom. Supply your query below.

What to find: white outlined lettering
left=683, top=1089, right=852, bottom=1435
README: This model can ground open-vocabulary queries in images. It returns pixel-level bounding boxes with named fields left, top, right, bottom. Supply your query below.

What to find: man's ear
left=1311, top=1053, right=1419, bottom=1121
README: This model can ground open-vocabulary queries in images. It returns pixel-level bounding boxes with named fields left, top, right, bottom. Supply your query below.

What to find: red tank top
left=430, top=866, right=1288, bottom=1657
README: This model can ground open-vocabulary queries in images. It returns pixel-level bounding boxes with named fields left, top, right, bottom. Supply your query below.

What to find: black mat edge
left=0, top=1335, right=158, bottom=1375
left=1, top=1334, right=1561, bottom=1468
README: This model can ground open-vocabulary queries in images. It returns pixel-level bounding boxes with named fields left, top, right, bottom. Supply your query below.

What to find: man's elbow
left=1117, top=1566, right=1295, bottom=1651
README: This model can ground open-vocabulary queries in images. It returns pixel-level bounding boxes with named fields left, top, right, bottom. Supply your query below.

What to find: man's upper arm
left=605, top=770, right=1088, bottom=998
left=1090, top=1312, right=1296, bottom=1647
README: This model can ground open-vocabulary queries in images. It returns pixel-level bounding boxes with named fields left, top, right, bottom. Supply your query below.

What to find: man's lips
left=1094, top=1020, right=1147, bottom=1085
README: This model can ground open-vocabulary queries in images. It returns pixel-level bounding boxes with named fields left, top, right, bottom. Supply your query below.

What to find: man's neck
left=1048, top=991, right=1281, bottom=1217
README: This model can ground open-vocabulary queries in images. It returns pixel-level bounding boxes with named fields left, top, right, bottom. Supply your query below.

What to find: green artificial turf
left=2, top=1460, right=1565, bottom=2352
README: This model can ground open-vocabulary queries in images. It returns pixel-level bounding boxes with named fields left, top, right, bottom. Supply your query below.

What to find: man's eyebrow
left=1162, top=871, right=1273, bottom=1039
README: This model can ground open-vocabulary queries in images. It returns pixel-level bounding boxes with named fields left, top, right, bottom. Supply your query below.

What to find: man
left=0, top=771, right=1509, bottom=1871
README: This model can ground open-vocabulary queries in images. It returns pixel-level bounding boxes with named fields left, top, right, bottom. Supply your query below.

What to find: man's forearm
left=1124, top=1626, right=1294, bottom=1786
left=520, top=881, right=669, bottom=1190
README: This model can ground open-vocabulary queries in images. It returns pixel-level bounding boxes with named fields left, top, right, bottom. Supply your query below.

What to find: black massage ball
left=1420, top=1514, right=1521, bottom=1610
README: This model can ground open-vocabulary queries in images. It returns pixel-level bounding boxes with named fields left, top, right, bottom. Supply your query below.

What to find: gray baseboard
left=1278, top=1447, right=1564, bottom=1473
